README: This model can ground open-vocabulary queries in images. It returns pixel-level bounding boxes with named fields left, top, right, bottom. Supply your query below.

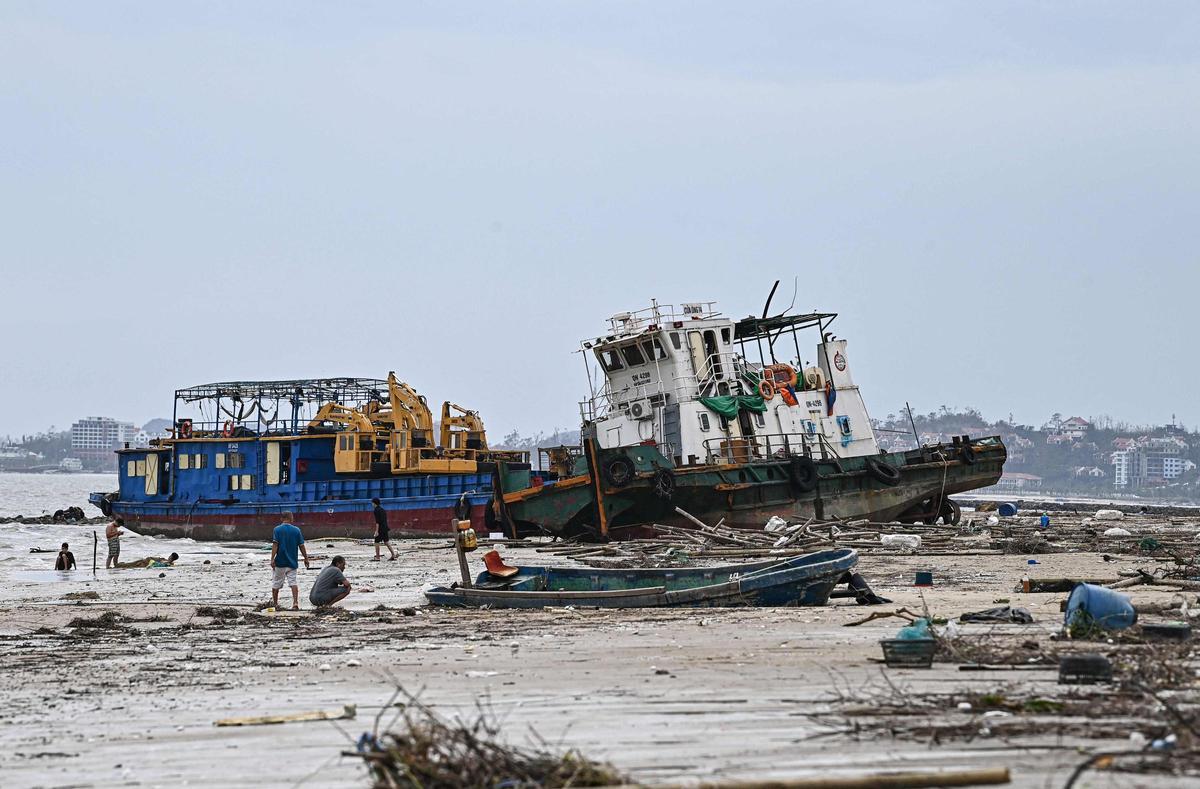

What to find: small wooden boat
left=424, top=548, right=858, bottom=609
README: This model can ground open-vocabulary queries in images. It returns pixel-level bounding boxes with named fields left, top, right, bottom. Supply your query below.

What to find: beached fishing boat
left=88, top=375, right=528, bottom=540
left=425, top=548, right=858, bottom=608
left=495, top=295, right=1006, bottom=539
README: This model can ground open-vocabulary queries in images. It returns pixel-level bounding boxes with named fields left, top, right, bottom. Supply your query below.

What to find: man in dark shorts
left=105, top=518, right=124, bottom=568
left=371, top=498, right=397, bottom=561
left=309, top=556, right=352, bottom=607
left=55, top=543, right=76, bottom=571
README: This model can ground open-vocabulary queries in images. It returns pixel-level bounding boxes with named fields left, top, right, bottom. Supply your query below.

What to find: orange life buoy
left=222, top=420, right=235, bottom=438
left=178, top=419, right=192, bottom=439
left=765, top=363, right=798, bottom=388
left=758, top=379, right=776, bottom=400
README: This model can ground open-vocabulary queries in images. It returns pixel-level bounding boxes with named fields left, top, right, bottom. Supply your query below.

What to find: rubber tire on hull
left=652, top=468, right=675, bottom=500
left=99, top=497, right=113, bottom=517
left=960, top=445, right=976, bottom=465
left=939, top=498, right=962, bottom=525
left=789, top=456, right=819, bottom=493
left=603, top=456, right=635, bottom=488
left=864, top=456, right=902, bottom=486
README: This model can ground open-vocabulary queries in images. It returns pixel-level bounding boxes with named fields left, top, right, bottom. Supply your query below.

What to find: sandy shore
left=1, top=516, right=1194, bottom=788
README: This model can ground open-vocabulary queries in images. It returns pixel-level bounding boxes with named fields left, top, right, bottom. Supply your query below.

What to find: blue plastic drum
left=1064, top=583, right=1138, bottom=631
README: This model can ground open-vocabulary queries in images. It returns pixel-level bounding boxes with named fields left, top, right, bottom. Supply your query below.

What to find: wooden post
left=584, top=437, right=609, bottom=537
left=453, top=519, right=472, bottom=588
left=92, top=531, right=98, bottom=575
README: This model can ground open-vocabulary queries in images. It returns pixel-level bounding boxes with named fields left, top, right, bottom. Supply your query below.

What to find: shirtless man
left=105, top=518, right=125, bottom=569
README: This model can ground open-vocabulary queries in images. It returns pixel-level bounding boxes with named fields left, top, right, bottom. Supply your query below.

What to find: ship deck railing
left=701, top=432, right=843, bottom=465
left=580, top=351, right=816, bottom=423
left=598, top=302, right=721, bottom=337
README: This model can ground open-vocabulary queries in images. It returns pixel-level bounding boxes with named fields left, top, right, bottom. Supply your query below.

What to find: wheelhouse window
left=127, top=460, right=137, bottom=477
left=215, top=453, right=226, bottom=469
left=698, top=413, right=710, bottom=432
left=619, top=343, right=646, bottom=367
left=597, top=348, right=624, bottom=372
left=228, top=453, right=246, bottom=469
left=178, top=454, right=190, bottom=470
left=754, top=412, right=766, bottom=428
left=640, top=337, right=668, bottom=362
left=669, top=331, right=682, bottom=350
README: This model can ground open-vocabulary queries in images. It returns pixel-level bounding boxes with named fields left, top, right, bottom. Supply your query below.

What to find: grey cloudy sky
left=2, top=2, right=1197, bottom=438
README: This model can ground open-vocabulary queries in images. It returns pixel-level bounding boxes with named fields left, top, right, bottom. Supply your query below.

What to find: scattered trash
left=346, top=658, right=363, bottom=667
left=1064, top=583, right=1138, bottom=634
left=1095, top=509, right=1125, bottom=521
left=1059, top=653, right=1113, bottom=685
left=959, top=606, right=1034, bottom=624
left=347, top=685, right=625, bottom=787
left=214, top=704, right=356, bottom=727
left=997, top=503, right=1018, bottom=517
left=1141, top=622, right=1192, bottom=642
left=880, top=636, right=936, bottom=669
left=763, top=516, right=789, bottom=534
left=1103, top=527, right=1132, bottom=537
left=318, top=663, right=332, bottom=672
left=880, top=534, right=921, bottom=551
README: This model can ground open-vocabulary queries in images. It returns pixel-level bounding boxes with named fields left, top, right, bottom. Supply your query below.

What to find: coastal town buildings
left=70, top=416, right=139, bottom=470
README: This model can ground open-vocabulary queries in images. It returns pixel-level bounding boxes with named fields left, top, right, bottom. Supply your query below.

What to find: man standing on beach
left=105, top=518, right=124, bottom=569
left=270, top=513, right=310, bottom=610
left=371, top=498, right=397, bottom=561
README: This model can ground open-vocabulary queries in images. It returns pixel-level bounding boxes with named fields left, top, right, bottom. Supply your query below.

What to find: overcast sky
left=2, top=2, right=1198, bottom=439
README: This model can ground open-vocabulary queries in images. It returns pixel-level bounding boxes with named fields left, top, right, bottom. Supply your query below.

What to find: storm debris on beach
left=1, top=502, right=1198, bottom=786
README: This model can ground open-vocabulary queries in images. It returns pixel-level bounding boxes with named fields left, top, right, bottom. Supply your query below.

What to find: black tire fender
left=652, top=468, right=676, bottom=500
left=788, top=456, right=819, bottom=493
left=865, top=456, right=902, bottom=486
left=939, top=498, right=962, bottom=525
left=960, top=444, right=976, bottom=465
left=99, top=496, right=114, bottom=517
left=603, top=456, right=635, bottom=488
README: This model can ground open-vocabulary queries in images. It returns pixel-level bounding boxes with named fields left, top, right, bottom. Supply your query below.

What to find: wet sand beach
left=1, top=515, right=1195, bottom=788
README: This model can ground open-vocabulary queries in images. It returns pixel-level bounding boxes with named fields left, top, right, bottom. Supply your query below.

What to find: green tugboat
left=495, top=296, right=1005, bottom=540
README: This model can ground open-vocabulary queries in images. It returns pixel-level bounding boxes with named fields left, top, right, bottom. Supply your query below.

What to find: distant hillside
left=874, top=407, right=1200, bottom=500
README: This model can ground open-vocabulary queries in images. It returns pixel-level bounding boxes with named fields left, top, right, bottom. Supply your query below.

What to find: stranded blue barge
left=89, top=375, right=530, bottom=540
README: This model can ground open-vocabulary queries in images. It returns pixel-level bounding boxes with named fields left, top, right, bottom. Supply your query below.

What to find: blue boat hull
left=88, top=491, right=493, bottom=541
left=425, top=548, right=858, bottom=608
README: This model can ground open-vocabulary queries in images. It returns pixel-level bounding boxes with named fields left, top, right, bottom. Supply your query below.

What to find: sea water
left=0, top=472, right=117, bottom=517
left=0, top=472, right=264, bottom=583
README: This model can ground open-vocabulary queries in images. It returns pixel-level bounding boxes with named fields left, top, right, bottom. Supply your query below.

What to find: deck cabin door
left=144, top=454, right=159, bottom=496
left=266, top=442, right=281, bottom=485
left=687, top=331, right=709, bottom=383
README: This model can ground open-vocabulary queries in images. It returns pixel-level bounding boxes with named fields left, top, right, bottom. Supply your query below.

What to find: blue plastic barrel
left=1064, top=583, right=1138, bottom=631
left=997, top=502, right=1019, bottom=517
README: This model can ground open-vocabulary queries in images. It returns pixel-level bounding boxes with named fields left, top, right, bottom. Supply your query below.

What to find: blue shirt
left=272, top=522, right=305, bottom=568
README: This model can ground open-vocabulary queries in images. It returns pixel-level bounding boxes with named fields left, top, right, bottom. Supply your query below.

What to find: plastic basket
left=880, top=638, right=936, bottom=668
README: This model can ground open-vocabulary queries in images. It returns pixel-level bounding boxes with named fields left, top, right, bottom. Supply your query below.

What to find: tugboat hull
left=503, top=437, right=1005, bottom=540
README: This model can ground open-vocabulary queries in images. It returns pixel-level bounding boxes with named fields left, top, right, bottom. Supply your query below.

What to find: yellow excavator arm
left=440, top=401, right=489, bottom=453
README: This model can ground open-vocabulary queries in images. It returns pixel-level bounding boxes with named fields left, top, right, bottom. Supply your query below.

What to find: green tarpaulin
left=699, top=395, right=767, bottom=418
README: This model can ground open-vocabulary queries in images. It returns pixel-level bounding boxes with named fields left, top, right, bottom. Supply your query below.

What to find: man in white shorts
left=270, top=512, right=310, bottom=610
